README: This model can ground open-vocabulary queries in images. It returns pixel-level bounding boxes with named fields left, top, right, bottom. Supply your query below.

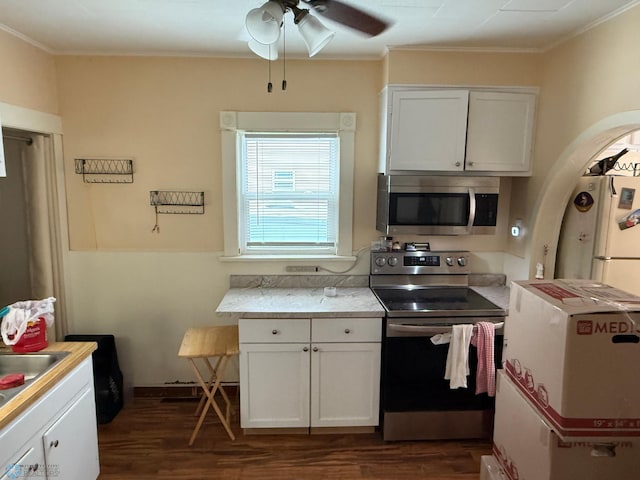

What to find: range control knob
left=375, top=257, right=386, bottom=267
left=387, top=257, right=399, bottom=266
left=457, top=257, right=467, bottom=267
left=445, top=257, right=454, bottom=267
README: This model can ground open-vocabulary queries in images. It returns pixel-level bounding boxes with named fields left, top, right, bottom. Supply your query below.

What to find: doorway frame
left=528, top=110, right=640, bottom=280
left=1, top=101, right=69, bottom=339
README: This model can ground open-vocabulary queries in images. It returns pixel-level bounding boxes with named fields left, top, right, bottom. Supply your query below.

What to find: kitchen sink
left=0, top=351, right=69, bottom=405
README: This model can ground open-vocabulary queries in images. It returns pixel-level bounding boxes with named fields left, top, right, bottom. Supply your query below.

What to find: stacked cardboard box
left=480, top=455, right=507, bottom=480
left=491, top=279, right=640, bottom=480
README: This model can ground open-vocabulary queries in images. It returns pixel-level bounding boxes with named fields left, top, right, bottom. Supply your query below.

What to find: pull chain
left=267, top=44, right=273, bottom=93
left=282, top=21, right=287, bottom=91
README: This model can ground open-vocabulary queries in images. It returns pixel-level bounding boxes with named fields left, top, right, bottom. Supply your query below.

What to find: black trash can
left=64, top=334, right=124, bottom=424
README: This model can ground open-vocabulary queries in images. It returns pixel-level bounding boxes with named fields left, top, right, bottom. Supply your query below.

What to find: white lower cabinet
left=0, top=357, right=100, bottom=480
left=42, top=388, right=99, bottom=479
left=240, top=342, right=311, bottom=428
left=239, top=317, right=381, bottom=430
left=310, top=342, right=381, bottom=428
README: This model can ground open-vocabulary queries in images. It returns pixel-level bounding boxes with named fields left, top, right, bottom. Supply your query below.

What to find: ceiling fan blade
left=301, top=0, right=390, bottom=37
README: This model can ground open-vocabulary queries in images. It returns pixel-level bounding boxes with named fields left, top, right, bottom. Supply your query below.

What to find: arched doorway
left=527, top=111, right=640, bottom=280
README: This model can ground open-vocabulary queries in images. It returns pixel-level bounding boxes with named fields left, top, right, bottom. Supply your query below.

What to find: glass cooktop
left=371, top=286, right=504, bottom=318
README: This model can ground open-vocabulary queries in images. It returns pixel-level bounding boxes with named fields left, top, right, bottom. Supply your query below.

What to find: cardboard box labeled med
left=493, top=371, right=640, bottom=480
left=480, top=455, right=507, bottom=480
left=504, top=279, right=640, bottom=439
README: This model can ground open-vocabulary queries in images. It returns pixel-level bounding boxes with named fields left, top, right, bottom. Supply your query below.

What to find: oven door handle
left=387, top=322, right=504, bottom=335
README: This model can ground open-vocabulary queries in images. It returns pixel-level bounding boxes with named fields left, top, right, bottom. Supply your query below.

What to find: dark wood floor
left=97, top=397, right=492, bottom=479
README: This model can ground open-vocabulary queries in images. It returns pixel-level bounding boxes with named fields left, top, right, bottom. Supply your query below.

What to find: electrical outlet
left=285, top=266, right=318, bottom=272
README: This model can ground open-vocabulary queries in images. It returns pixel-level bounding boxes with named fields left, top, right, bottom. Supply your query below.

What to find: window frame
left=220, top=111, right=355, bottom=259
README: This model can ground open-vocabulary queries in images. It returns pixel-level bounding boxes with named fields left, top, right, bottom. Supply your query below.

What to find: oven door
left=381, top=317, right=504, bottom=440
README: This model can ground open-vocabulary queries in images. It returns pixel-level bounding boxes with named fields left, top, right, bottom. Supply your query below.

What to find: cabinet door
left=466, top=91, right=535, bottom=173
left=389, top=89, right=468, bottom=172
left=239, top=343, right=310, bottom=428
left=42, top=388, right=99, bottom=480
left=0, top=445, right=45, bottom=479
left=310, top=343, right=381, bottom=427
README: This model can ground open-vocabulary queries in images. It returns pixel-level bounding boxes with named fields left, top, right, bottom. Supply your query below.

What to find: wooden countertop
left=0, top=341, right=97, bottom=430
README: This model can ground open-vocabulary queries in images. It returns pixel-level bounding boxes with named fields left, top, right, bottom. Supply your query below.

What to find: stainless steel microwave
left=376, top=175, right=499, bottom=235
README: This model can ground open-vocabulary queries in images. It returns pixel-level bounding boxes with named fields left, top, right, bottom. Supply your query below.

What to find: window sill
left=219, top=255, right=357, bottom=262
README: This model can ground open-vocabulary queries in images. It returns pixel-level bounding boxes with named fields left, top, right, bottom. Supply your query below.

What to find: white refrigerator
left=556, top=175, right=640, bottom=296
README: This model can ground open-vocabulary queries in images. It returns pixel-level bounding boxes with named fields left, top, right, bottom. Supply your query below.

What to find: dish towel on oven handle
left=444, top=324, right=474, bottom=389
left=471, top=321, right=496, bottom=397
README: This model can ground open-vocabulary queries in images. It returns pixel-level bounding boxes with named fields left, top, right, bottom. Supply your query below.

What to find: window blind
left=239, top=132, right=339, bottom=254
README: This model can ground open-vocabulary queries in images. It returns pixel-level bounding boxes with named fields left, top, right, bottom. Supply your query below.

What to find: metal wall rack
left=75, top=158, right=134, bottom=183
left=150, top=191, right=205, bottom=214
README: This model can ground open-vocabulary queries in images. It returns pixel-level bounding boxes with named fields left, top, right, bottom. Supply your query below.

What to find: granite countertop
left=216, top=274, right=510, bottom=319
left=471, top=286, right=511, bottom=313
left=216, top=287, right=385, bottom=319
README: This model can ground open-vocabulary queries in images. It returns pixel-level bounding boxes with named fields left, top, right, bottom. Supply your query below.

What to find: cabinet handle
left=29, top=464, right=38, bottom=473
left=271, top=329, right=279, bottom=335
left=312, top=346, right=319, bottom=352
left=50, top=440, right=59, bottom=448
left=344, top=328, right=351, bottom=334
left=455, top=161, right=461, bottom=167
left=468, top=161, right=474, bottom=167
left=303, top=346, right=309, bottom=352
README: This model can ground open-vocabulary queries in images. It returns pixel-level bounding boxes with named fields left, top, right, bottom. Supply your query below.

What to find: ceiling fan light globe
left=248, top=39, right=279, bottom=60
left=297, top=14, right=335, bottom=57
left=245, top=1, right=284, bottom=45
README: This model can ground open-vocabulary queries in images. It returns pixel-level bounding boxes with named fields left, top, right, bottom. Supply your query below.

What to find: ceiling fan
left=245, top=0, right=390, bottom=60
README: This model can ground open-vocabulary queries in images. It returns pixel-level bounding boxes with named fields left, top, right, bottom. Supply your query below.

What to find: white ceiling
left=0, top=0, right=638, bottom=59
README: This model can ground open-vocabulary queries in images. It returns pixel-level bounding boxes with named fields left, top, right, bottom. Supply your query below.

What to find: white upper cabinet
left=379, top=85, right=537, bottom=176
left=388, top=89, right=469, bottom=172
left=465, top=91, right=536, bottom=173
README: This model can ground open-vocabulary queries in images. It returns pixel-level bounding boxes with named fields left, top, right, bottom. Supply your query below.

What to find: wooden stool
left=178, top=326, right=239, bottom=443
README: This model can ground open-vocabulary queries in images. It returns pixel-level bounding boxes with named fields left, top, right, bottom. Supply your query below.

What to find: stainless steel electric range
left=370, top=249, right=506, bottom=441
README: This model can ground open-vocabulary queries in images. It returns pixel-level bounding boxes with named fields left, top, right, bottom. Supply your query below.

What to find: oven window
left=381, top=335, right=503, bottom=412
left=389, top=193, right=469, bottom=226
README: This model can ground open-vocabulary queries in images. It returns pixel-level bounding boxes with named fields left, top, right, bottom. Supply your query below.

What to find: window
left=240, top=133, right=339, bottom=254
left=272, top=171, right=295, bottom=191
left=220, top=112, right=355, bottom=259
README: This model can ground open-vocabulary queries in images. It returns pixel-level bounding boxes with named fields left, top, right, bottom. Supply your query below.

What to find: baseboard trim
left=243, top=425, right=377, bottom=435
left=134, top=384, right=239, bottom=398
left=310, top=426, right=376, bottom=434
left=243, top=427, right=310, bottom=435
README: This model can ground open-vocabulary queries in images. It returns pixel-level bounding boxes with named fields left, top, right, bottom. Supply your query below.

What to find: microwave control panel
left=370, top=251, right=470, bottom=275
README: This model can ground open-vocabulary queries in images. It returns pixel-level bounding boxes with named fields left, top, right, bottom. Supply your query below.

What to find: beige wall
left=510, top=4, right=640, bottom=276
left=0, top=30, right=58, bottom=114
left=385, top=50, right=543, bottom=87
left=56, top=56, right=383, bottom=252
left=56, top=52, right=526, bottom=256
left=54, top=56, right=387, bottom=386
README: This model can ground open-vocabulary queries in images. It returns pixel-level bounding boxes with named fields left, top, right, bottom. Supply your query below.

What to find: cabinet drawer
left=311, top=317, right=381, bottom=343
left=239, top=318, right=310, bottom=343
left=0, top=445, right=45, bottom=479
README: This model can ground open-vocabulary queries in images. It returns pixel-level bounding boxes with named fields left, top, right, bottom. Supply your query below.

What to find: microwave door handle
left=467, top=187, right=477, bottom=233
